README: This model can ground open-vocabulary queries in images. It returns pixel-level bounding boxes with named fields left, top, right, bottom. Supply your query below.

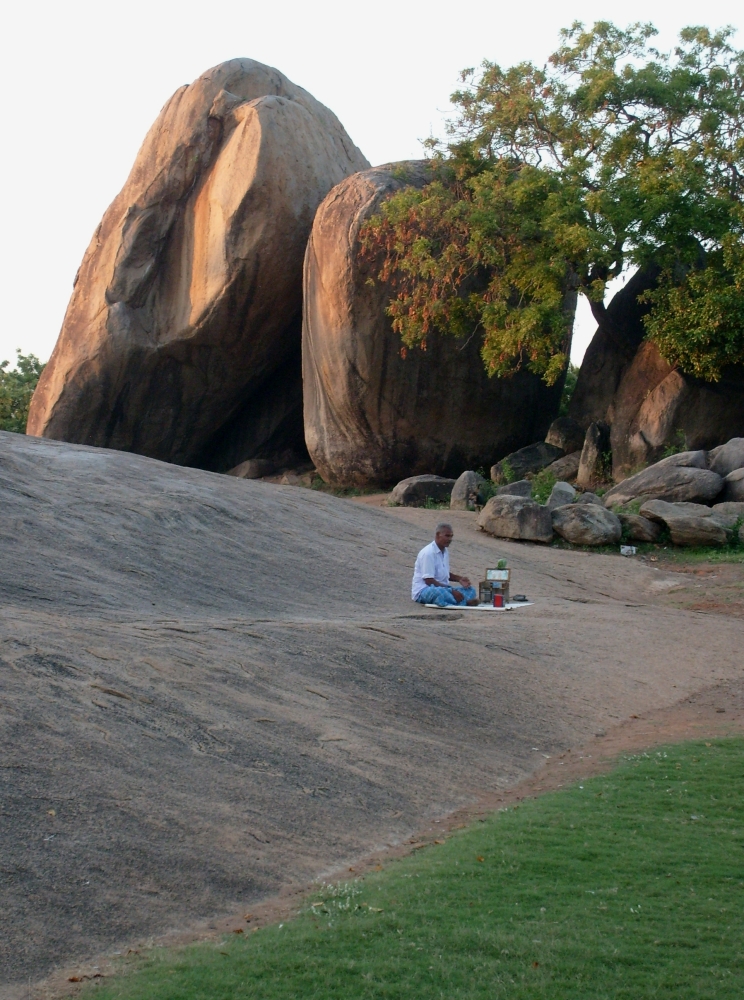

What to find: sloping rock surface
left=302, top=162, right=563, bottom=486
left=28, top=59, right=368, bottom=470
left=545, top=451, right=581, bottom=481
left=721, top=468, right=744, bottom=502
left=1, top=432, right=743, bottom=991
left=708, top=438, right=744, bottom=477
left=639, top=499, right=729, bottom=547
left=603, top=452, right=723, bottom=507
left=477, top=495, right=554, bottom=543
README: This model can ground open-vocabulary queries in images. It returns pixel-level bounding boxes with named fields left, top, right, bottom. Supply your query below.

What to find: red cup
left=493, top=593, right=504, bottom=608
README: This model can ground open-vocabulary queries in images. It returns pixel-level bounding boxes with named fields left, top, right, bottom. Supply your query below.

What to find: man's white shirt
left=411, top=540, right=450, bottom=600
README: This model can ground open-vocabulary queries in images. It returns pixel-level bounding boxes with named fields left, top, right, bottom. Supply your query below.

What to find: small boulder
left=708, top=438, right=744, bottom=477
left=389, top=475, right=456, bottom=507
left=638, top=499, right=728, bottom=547
left=603, top=452, right=723, bottom=507
left=546, top=481, right=576, bottom=511
left=712, top=501, right=744, bottom=527
left=450, top=470, right=487, bottom=510
left=721, top=468, right=744, bottom=502
left=477, top=495, right=554, bottom=543
left=576, top=421, right=610, bottom=487
left=227, top=459, right=277, bottom=479
left=574, top=492, right=604, bottom=506
left=491, top=442, right=564, bottom=483
left=496, top=479, right=533, bottom=498
left=618, top=514, right=661, bottom=543
left=551, top=504, right=622, bottom=546
left=545, top=451, right=581, bottom=482
left=664, top=516, right=727, bottom=547
left=545, top=417, right=585, bottom=455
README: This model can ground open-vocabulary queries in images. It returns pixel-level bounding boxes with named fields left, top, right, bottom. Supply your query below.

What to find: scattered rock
left=617, top=514, right=661, bottom=543
left=721, top=468, right=744, bottom=502
left=545, top=417, right=585, bottom=455
left=573, top=492, right=604, bottom=506
left=477, top=495, right=554, bottom=543
left=389, top=475, right=456, bottom=507
left=450, top=471, right=487, bottom=510
left=545, top=451, right=581, bottom=482
left=491, top=443, right=564, bottom=484
left=708, top=438, right=744, bottom=477
left=603, top=452, right=723, bottom=507
left=546, top=481, right=576, bottom=511
left=551, top=504, right=622, bottom=546
left=302, top=161, right=565, bottom=486
left=227, top=459, right=277, bottom=479
left=639, top=499, right=717, bottom=523
left=576, top=421, right=610, bottom=487
left=28, top=59, right=369, bottom=470
left=496, top=479, right=533, bottom=498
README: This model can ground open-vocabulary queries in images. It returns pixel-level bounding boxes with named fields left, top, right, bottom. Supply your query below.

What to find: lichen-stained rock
left=603, top=452, right=723, bottom=507
left=302, top=162, right=565, bottom=486
left=551, top=504, right=622, bottom=546
left=477, top=495, right=554, bottom=543
left=28, top=59, right=369, bottom=468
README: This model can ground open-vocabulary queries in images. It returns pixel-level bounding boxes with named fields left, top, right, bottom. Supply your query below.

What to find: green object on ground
left=87, top=739, right=744, bottom=999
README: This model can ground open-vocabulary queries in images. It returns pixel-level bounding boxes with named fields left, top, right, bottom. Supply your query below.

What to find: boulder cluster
left=389, top=432, right=744, bottom=549
left=25, top=59, right=744, bottom=508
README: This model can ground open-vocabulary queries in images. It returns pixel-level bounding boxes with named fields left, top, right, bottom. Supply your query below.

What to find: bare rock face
left=496, top=479, right=533, bottom=498
left=576, top=421, right=610, bottom=487
left=546, top=481, right=576, bottom=511
left=551, top=504, right=622, bottom=546
left=545, top=451, right=581, bottom=481
left=477, top=495, right=554, bottom=543
left=302, top=162, right=564, bottom=486
left=28, top=60, right=369, bottom=469
left=638, top=500, right=728, bottom=547
left=603, top=452, right=723, bottom=507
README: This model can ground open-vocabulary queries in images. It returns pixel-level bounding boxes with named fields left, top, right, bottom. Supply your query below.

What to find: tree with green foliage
left=0, top=351, right=46, bottom=433
left=360, top=22, right=744, bottom=384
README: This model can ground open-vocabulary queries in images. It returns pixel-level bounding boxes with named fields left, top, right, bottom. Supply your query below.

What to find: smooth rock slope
left=1, top=431, right=742, bottom=994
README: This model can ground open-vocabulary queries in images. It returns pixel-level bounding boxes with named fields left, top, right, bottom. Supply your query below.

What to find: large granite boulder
left=544, top=451, right=581, bottom=481
left=708, top=438, right=744, bottom=477
left=28, top=60, right=369, bottom=470
left=389, top=475, right=455, bottom=507
left=477, top=495, right=554, bottom=543
left=551, top=505, right=622, bottom=546
left=496, top=479, right=533, bottom=498
left=302, top=162, right=566, bottom=486
left=450, top=470, right=487, bottom=510
left=608, top=342, right=744, bottom=476
left=491, top=442, right=564, bottom=484
left=603, top=452, right=723, bottom=507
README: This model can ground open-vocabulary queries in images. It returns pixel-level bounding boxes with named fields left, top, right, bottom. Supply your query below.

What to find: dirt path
left=1, top=434, right=742, bottom=998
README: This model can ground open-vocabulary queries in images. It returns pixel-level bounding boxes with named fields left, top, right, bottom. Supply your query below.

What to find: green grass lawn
left=87, top=740, right=744, bottom=999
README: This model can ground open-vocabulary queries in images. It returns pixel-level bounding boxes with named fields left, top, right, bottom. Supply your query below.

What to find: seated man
left=411, top=522, right=478, bottom=607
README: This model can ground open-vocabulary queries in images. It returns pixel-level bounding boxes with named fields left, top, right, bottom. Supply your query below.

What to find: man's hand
left=451, top=589, right=464, bottom=602
left=451, top=574, right=471, bottom=588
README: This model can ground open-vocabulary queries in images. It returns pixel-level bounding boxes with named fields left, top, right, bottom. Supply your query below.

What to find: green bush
left=530, top=469, right=556, bottom=504
left=0, top=351, right=45, bottom=433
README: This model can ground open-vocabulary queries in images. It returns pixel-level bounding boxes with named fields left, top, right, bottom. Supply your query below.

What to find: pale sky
left=1, top=0, right=740, bottom=369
